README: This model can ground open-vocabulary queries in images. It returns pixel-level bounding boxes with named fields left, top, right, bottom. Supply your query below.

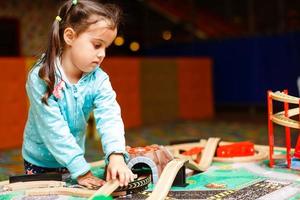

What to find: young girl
left=22, top=0, right=134, bottom=188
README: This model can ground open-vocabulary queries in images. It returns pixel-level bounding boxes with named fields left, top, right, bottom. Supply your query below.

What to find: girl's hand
left=77, top=171, right=105, bottom=189
left=106, top=153, right=135, bottom=187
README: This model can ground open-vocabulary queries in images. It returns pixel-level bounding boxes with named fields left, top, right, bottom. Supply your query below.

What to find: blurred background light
left=114, top=36, right=125, bottom=46
left=129, top=41, right=140, bottom=52
left=162, top=30, right=172, bottom=41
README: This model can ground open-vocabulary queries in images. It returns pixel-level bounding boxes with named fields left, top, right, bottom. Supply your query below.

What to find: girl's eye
left=94, top=44, right=102, bottom=49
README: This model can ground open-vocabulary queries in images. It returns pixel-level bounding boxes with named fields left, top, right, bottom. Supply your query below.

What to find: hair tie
left=55, top=16, right=62, bottom=22
left=72, top=0, right=78, bottom=5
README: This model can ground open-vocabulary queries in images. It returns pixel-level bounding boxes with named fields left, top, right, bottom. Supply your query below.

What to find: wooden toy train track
left=0, top=174, right=151, bottom=198
left=0, top=140, right=295, bottom=200
left=146, top=158, right=188, bottom=200
left=168, top=139, right=269, bottom=165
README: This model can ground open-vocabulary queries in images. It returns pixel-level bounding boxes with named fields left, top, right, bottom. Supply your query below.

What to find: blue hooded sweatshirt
left=22, top=57, right=128, bottom=179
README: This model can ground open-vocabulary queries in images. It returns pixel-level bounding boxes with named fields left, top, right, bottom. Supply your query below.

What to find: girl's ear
left=63, top=27, right=76, bottom=46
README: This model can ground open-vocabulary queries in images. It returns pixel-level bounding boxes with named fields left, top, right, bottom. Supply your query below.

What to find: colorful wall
left=0, top=57, right=213, bottom=149
left=0, top=0, right=58, bottom=56
left=145, top=33, right=300, bottom=105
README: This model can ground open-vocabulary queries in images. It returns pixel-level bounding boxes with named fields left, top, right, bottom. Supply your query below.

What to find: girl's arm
left=93, top=72, right=134, bottom=185
left=92, top=72, right=129, bottom=163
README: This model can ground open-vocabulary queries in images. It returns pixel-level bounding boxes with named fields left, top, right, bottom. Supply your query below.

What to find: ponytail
left=38, top=1, right=74, bottom=105
left=38, top=18, right=61, bottom=105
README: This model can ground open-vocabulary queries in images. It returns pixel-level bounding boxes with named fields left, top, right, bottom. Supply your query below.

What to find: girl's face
left=66, top=18, right=117, bottom=73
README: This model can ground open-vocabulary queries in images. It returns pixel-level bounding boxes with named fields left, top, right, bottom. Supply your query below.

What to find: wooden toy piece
left=174, top=138, right=216, bottom=171
left=9, top=173, right=62, bottom=183
left=175, top=153, right=202, bottom=171
left=267, top=90, right=300, bottom=169
left=216, top=141, right=255, bottom=157
left=128, top=156, right=160, bottom=184
left=198, top=137, right=220, bottom=171
left=267, top=90, right=275, bottom=167
left=169, top=139, right=269, bottom=163
left=26, top=187, right=96, bottom=198
left=3, top=181, right=66, bottom=191
left=270, top=91, right=300, bottom=104
left=87, top=179, right=119, bottom=200
left=182, top=146, right=203, bottom=163
left=5, top=158, right=149, bottom=199
left=172, top=164, right=188, bottom=187
left=146, top=158, right=188, bottom=200
left=272, top=108, right=300, bottom=129
left=168, top=139, right=207, bottom=158
left=213, top=144, right=268, bottom=163
left=0, top=180, right=8, bottom=186
left=127, top=144, right=174, bottom=183
left=283, top=89, right=292, bottom=168
left=182, top=147, right=203, bottom=156
left=294, top=135, right=300, bottom=159
left=26, top=175, right=151, bottom=198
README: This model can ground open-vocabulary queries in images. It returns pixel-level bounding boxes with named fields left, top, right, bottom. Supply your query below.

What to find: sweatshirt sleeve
left=93, top=72, right=129, bottom=164
left=26, top=69, right=90, bottom=179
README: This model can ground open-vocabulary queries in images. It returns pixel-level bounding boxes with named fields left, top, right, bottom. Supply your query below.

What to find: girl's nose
left=97, top=49, right=105, bottom=58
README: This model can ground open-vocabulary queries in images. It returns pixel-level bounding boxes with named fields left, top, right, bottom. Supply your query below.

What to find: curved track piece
left=270, top=91, right=300, bottom=104
left=272, top=108, right=300, bottom=129
left=198, top=137, right=220, bottom=171
left=168, top=140, right=273, bottom=163
left=168, top=138, right=220, bottom=171
left=114, top=175, right=151, bottom=193
left=146, top=158, right=188, bottom=200
left=276, top=107, right=300, bottom=118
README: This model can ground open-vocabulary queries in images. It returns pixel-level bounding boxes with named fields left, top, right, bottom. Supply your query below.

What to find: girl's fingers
left=106, top=169, right=111, bottom=181
left=123, top=171, right=129, bottom=186
left=131, top=173, right=137, bottom=182
left=118, top=170, right=125, bottom=186
left=82, top=181, right=94, bottom=189
left=111, top=168, right=117, bottom=180
left=91, top=177, right=105, bottom=187
left=78, top=176, right=105, bottom=189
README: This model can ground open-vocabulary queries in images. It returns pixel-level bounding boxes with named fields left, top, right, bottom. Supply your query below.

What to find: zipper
left=73, top=85, right=78, bottom=129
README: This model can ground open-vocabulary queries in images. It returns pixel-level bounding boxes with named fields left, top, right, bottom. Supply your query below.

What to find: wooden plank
left=146, top=158, right=187, bottom=200
left=87, top=179, right=119, bottom=200
left=198, top=137, right=220, bottom=171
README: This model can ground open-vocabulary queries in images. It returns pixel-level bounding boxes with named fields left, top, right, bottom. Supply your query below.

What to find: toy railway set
left=1, top=90, right=300, bottom=199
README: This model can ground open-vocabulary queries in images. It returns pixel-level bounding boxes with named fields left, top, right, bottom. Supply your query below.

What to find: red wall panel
left=102, top=58, right=141, bottom=128
left=178, top=58, right=214, bottom=119
left=0, top=57, right=27, bottom=149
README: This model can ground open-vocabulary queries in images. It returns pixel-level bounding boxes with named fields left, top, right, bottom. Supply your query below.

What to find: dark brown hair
left=39, top=0, right=122, bottom=104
